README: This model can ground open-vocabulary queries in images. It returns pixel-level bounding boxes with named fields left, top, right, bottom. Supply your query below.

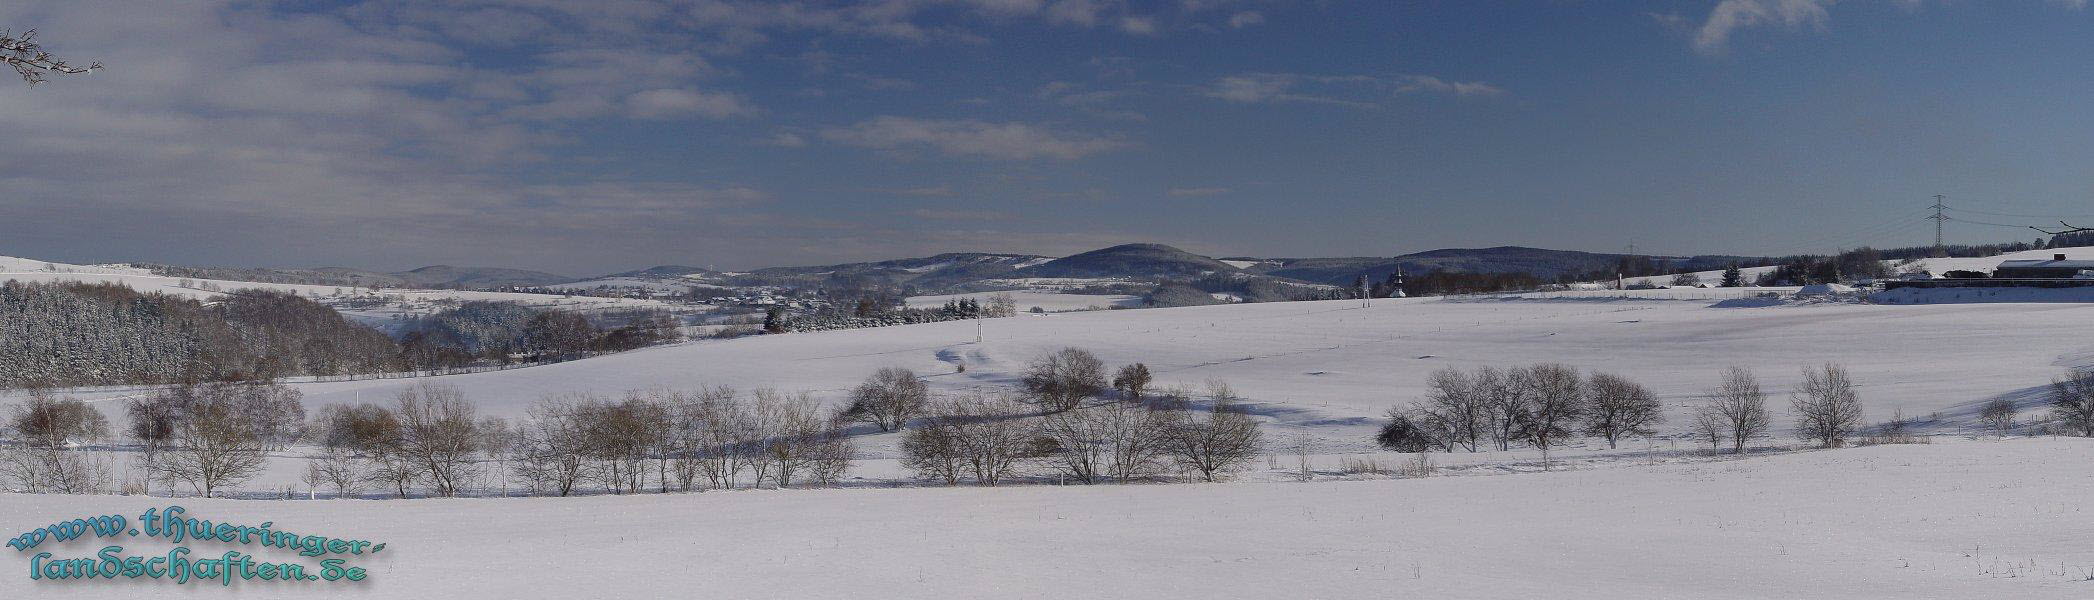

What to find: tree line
left=0, top=281, right=682, bottom=389
left=0, top=281, right=402, bottom=388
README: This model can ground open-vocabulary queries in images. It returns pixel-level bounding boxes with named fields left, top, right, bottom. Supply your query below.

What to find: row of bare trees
left=1383, top=363, right=1875, bottom=456
left=508, top=387, right=850, bottom=496
left=302, top=384, right=854, bottom=498
left=1381, top=364, right=1662, bottom=455
left=902, top=378, right=1265, bottom=485
left=1688, top=364, right=1863, bottom=452
left=0, top=382, right=306, bottom=497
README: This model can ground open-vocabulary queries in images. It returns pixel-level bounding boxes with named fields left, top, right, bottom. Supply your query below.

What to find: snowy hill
left=1018, top=243, right=1242, bottom=278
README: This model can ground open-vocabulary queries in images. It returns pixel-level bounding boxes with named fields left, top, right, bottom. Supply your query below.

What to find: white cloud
left=1208, top=74, right=1299, bottom=103
left=1394, top=75, right=1505, bottom=97
left=910, top=208, right=1010, bottom=221
left=1228, top=11, right=1266, bottom=29
left=821, top=116, right=1127, bottom=160
left=1119, top=16, right=1159, bottom=35
left=1045, top=0, right=1107, bottom=27
left=1167, top=187, right=1230, bottom=197
left=761, top=131, right=809, bottom=147
left=627, top=88, right=757, bottom=119
left=1692, top=0, right=1834, bottom=54
left=1208, top=72, right=1498, bottom=106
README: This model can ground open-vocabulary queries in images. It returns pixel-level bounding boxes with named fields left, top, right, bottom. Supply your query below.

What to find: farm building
left=1992, top=254, right=2094, bottom=279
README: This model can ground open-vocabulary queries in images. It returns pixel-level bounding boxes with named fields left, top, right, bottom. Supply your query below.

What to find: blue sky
left=1, top=1, right=2091, bottom=274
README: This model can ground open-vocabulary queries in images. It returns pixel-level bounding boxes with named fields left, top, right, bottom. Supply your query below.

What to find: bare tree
left=1703, top=366, right=1770, bottom=453
left=740, top=391, right=782, bottom=487
left=214, top=382, right=305, bottom=451
left=127, top=386, right=193, bottom=455
left=660, top=390, right=707, bottom=492
left=985, top=293, right=1018, bottom=318
left=2, top=391, right=110, bottom=494
left=392, top=382, right=483, bottom=497
left=1042, top=398, right=1171, bottom=483
left=757, top=389, right=826, bottom=489
left=479, top=416, right=514, bottom=496
left=900, top=412, right=966, bottom=486
left=1022, top=347, right=1107, bottom=412
left=843, top=367, right=928, bottom=432
left=1164, top=383, right=1264, bottom=482
left=158, top=396, right=265, bottom=498
left=1479, top=366, right=1533, bottom=451
left=1979, top=396, right=2017, bottom=439
left=952, top=393, right=1037, bottom=486
left=1789, top=363, right=1862, bottom=448
left=8, top=390, right=107, bottom=448
left=311, top=402, right=401, bottom=456
left=1, top=29, right=100, bottom=85
left=305, top=449, right=365, bottom=497
left=2051, top=368, right=2094, bottom=437
left=583, top=392, right=663, bottom=494
left=364, top=452, right=422, bottom=499
left=900, top=392, right=1036, bottom=486
left=514, top=395, right=591, bottom=496
left=1582, top=372, right=1663, bottom=449
left=1691, top=406, right=1725, bottom=451
left=694, top=386, right=752, bottom=489
left=1414, top=367, right=1483, bottom=452
left=1112, top=363, right=1153, bottom=402
left=1519, top=364, right=1584, bottom=460
left=804, top=416, right=855, bottom=487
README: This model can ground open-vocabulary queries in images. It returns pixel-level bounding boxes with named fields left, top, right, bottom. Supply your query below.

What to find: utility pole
left=1927, top=194, right=1947, bottom=256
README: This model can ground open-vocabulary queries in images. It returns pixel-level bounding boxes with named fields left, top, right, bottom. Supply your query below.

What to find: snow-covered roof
left=1997, top=259, right=2094, bottom=269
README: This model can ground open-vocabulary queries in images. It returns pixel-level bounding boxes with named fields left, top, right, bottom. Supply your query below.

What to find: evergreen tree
left=1720, top=264, right=1744, bottom=287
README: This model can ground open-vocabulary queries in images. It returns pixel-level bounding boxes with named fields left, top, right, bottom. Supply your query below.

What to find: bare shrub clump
left=1979, top=397, right=2017, bottom=439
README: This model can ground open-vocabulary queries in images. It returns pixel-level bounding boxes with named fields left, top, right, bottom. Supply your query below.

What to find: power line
left=1758, top=209, right=1933, bottom=257
left=1942, top=215, right=2041, bottom=229
left=1944, top=206, right=2094, bottom=219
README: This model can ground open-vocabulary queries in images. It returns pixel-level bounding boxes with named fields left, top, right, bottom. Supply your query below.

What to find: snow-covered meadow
left=6, top=438, right=2094, bottom=598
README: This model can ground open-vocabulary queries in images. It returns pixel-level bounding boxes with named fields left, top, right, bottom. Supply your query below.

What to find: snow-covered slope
left=5, top=439, right=2092, bottom=598
left=0, top=255, right=680, bottom=312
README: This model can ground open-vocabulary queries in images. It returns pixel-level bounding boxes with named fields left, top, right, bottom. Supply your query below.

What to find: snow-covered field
left=6, top=439, right=2094, bottom=598
left=239, top=294, right=2094, bottom=441
left=23, top=289, right=2094, bottom=455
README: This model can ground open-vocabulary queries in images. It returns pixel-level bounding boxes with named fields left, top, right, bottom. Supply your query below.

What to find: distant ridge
left=1018, top=243, right=1239, bottom=278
